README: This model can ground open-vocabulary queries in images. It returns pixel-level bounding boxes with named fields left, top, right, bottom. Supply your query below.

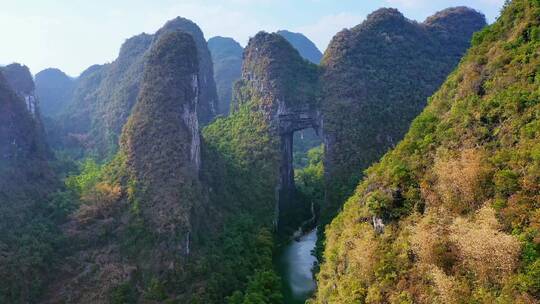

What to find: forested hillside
left=321, top=6, right=487, bottom=230
left=41, top=31, right=208, bottom=303
left=314, top=0, right=540, bottom=302
left=0, top=67, right=60, bottom=303
left=1, top=2, right=531, bottom=303
left=39, top=30, right=287, bottom=304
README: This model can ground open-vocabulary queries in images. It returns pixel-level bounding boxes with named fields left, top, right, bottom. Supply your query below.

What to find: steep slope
left=0, top=71, right=59, bottom=303
left=1, top=63, right=49, bottom=155
left=315, top=0, right=540, bottom=302
left=196, top=31, right=315, bottom=303
left=46, top=30, right=286, bottom=304
left=121, top=30, right=203, bottom=235
left=234, top=31, right=320, bottom=231
left=201, top=96, right=283, bottom=303
left=57, top=17, right=217, bottom=158
left=35, top=68, right=75, bottom=117
left=277, top=30, right=323, bottom=64
left=156, top=17, right=218, bottom=125
left=321, top=7, right=487, bottom=226
left=45, top=31, right=207, bottom=303
left=274, top=31, right=324, bottom=168
left=1, top=63, right=40, bottom=119
left=208, top=36, right=243, bottom=116
left=0, top=68, right=50, bottom=199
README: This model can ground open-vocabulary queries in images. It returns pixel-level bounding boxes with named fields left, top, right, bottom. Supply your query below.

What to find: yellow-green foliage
left=295, top=145, right=324, bottom=205
left=314, top=0, right=540, bottom=302
left=194, top=100, right=283, bottom=303
left=203, top=101, right=280, bottom=219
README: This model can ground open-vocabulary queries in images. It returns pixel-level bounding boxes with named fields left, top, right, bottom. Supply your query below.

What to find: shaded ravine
left=276, top=229, right=318, bottom=304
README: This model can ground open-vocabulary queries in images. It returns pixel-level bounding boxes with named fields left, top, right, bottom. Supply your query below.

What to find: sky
left=0, top=0, right=505, bottom=77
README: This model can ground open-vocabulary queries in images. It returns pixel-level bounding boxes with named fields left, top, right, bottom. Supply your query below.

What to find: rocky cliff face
left=45, top=31, right=207, bottom=303
left=1, top=63, right=49, bottom=157
left=277, top=30, right=323, bottom=64
left=1, top=63, right=40, bottom=118
left=56, top=17, right=217, bottom=159
left=157, top=17, right=218, bottom=125
left=236, top=31, right=320, bottom=230
left=321, top=6, right=487, bottom=226
left=35, top=68, right=75, bottom=117
left=0, top=70, right=48, bottom=174
left=314, top=0, right=540, bottom=302
left=121, top=30, right=203, bottom=233
left=238, top=32, right=320, bottom=133
left=208, top=36, right=243, bottom=116
left=276, top=30, right=324, bottom=163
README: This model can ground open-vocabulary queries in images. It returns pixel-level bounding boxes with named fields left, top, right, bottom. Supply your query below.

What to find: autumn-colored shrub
left=75, top=182, right=122, bottom=224
left=433, top=148, right=492, bottom=213
left=430, top=266, right=460, bottom=304
left=450, top=206, right=521, bottom=283
left=411, top=210, right=459, bottom=274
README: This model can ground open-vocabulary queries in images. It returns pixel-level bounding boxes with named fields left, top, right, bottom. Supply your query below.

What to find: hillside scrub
left=314, top=0, right=540, bottom=302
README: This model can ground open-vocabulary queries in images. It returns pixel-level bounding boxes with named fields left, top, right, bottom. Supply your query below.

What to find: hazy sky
left=0, top=0, right=505, bottom=76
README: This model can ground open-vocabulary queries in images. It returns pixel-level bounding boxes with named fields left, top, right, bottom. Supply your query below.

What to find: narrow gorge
left=2, top=1, right=537, bottom=303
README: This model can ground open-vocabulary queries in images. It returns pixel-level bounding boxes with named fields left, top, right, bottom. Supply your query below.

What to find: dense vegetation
left=237, top=31, right=321, bottom=235
left=295, top=145, right=325, bottom=226
left=31, top=30, right=286, bottom=304
left=238, top=32, right=320, bottom=111
left=3, top=3, right=535, bottom=303
left=314, top=1, right=540, bottom=302
left=321, top=6, right=487, bottom=238
left=208, top=36, right=243, bottom=116
left=200, top=101, right=283, bottom=303
left=0, top=67, right=64, bottom=303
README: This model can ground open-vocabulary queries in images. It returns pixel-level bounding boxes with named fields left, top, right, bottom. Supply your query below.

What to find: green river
left=276, top=229, right=318, bottom=304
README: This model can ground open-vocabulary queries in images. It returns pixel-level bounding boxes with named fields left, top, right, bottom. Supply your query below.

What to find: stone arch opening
left=276, top=107, right=321, bottom=232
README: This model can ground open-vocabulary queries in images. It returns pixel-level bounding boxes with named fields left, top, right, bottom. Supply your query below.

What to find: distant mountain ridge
left=2, top=4, right=530, bottom=304
left=35, top=68, right=75, bottom=117
left=277, top=30, right=323, bottom=64
left=208, top=36, right=243, bottom=115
